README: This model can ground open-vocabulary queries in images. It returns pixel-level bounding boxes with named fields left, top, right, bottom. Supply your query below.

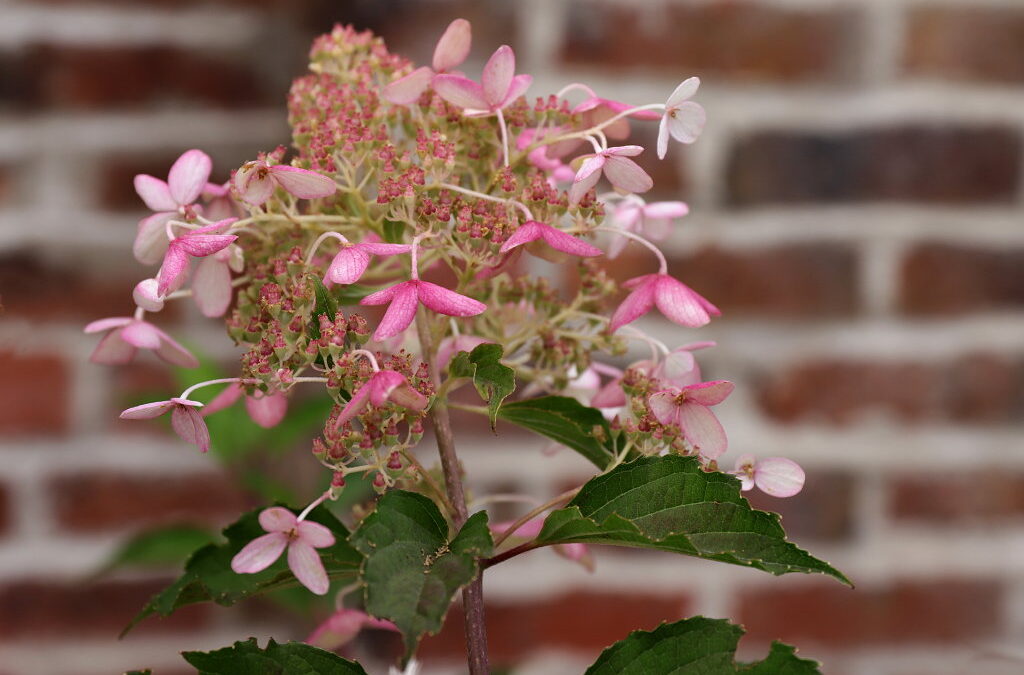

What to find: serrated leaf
left=382, top=219, right=406, bottom=243
left=585, top=616, right=821, bottom=674
left=125, top=505, right=362, bottom=635
left=182, top=637, right=368, bottom=674
left=536, top=456, right=850, bottom=585
left=449, top=343, right=516, bottom=430
left=97, top=524, right=217, bottom=575
left=497, top=396, right=616, bottom=468
left=350, top=491, right=493, bottom=658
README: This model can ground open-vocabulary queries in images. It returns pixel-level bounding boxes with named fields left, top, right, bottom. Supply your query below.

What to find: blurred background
left=2, top=0, right=1024, bottom=673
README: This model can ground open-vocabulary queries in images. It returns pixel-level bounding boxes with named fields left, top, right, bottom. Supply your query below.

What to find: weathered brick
left=891, top=473, right=1024, bottom=524
left=904, top=8, right=1024, bottom=83
left=50, top=473, right=249, bottom=532
left=561, top=2, right=859, bottom=82
left=0, top=578, right=210, bottom=637
left=900, top=243, right=1024, bottom=315
left=0, top=351, right=68, bottom=435
left=756, top=354, right=1024, bottom=425
left=726, top=127, right=1022, bottom=205
left=745, top=471, right=854, bottom=542
left=419, top=590, right=690, bottom=662
left=739, top=580, right=1001, bottom=646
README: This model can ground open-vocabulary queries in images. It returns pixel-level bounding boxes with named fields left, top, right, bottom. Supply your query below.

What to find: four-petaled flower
left=157, top=218, right=238, bottom=296
left=234, top=160, right=338, bottom=206
left=306, top=608, right=399, bottom=651
left=334, top=369, right=429, bottom=430
left=231, top=507, right=336, bottom=595
left=360, top=280, right=486, bottom=342
left=327, top=235, right=412, bottom=285
left=433, top=44, right=532, bottom=115
left=133, top=149, right=213, bottom=264
left=500, top=220, right=603, bottom=261
left=606, top=196, right=689, bottom=258
left=569, top=145, right=653, bottom=205
left=657, top=77, right=706, bottom=159
left=733, top=454, right=805, bottom=498
left=85, top=317, right=198, bottom=368
left=119, top=397, right=210, bottom=453
left=383, top=18, right=472, bottom=105
left=649, top=380, right=734, bottom=459
left=608, top=273, right=720, bottom=333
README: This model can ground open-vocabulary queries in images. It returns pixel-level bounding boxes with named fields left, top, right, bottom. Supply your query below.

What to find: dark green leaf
left=182, top=637, right=368, bottom=674
left=382, top=219, right=406, bottom=244
left=585, top=616, right=821, bottom=674
left=449, top=343, right=516, bottom=430
left=97, top=524, right=216, bottom=575
left=125, top=670, right=152, bottom=675
left=497, top=396, right=616, bottom=468
left=125, top=505, right=362, bottom=635
left=350, top=491, right=493, bottom=658
left=333, top=284, right=381, bottom=306
left=308, top=275, right=339, bottom=343
left=536, top=456, right=850, bottom=585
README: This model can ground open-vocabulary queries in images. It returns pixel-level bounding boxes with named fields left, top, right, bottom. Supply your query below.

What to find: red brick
left=890, top=473, right=1024, bottom=524
left=50, top=472, right=249, bottom=532
left=0, top=578, right=210, bottom=637
left=419, top=590, right=690, bottom=663
left=904, top=8, right=1024, bottom=83
left=900, top=243, right=1024, bottom=315
left=745, top=471, right=854, bottom=542
left=756, top=354, right=1024, bottom=425
left=739, top=579, right=1001, bottom=646
left=0, top=351, right=68, bottom=435
left=726, top=127, right=1021, bottom=205
left=561, top=2, right=859, bottom=82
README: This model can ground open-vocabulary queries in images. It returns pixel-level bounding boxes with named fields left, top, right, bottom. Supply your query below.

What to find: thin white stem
left=585, top=135, right=604, bottom=154
left=434, top=183, right=534, bottom=222
left=291, top=376, right=329, bottom=385
left=348, top=349, right=380, bottom=372
left=594, top=226, right=667, bottom=274
left=305, top=231, right=347, bottom=266
left=531, top=102, right=665, bottom=151
left=620, top=325, right=670, bottom=360
left=496, top=108, right=510, bottom=168
left=133, top=306, right=146, bottom=321
left=296, top=490, right=330, bottom=522
left=555, top=82, right=596, bottom=100
left=179, top=377, right=258, bottom=402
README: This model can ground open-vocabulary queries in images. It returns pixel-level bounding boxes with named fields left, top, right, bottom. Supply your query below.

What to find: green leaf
left=333, top=283, right=381, bottom=305
left=308, top=275, right=339, bottom=343
left=585, top=616, right=821, bottom=674
left=497, top=396, right=616, bottom=469
left=382, top=219, right=406, bottom=243
left=125, top=505, right=362, bottom=635
left=97, top=524, right=216, bottom=575
left=182, top=637, right=368, bottom=674
left=536, top=456, right=850, bottom=585
left=350, top=491, right=493, bottom=658
left=449, top=343, right=516, bottom=430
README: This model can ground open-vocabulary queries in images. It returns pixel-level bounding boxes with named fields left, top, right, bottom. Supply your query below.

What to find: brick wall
left=2, top=1, right=1023, bottom=674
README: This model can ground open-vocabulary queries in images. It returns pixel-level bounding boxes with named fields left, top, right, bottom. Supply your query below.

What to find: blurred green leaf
left=96, top=524, right=217, bottom=576
left=182, top=637, right=368, bottom=674
left=497, top=396, right=617, bottom=469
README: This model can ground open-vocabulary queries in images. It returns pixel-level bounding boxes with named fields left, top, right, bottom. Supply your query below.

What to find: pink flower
left=157, top=218, right=238, bottom=296
left=733, top=454, right=805, bottom=498
left=491, top=518, right=594, bottom=572
left=201, top=382, right=288, bottom=429
left=606, top=196, right=689, bottom=258
left=499, top=220, right=603, bottom=261
left=573, top=95, right=661, bottom=140
left=119, top=397, right=210, bottom=453
left=382, top=18, right=472, bottom=105
left=192, top=244, right=244, bottom=318
left=569, top=362, right=625, bottom=409
left=654, top=341, right=716, bottom=388
left=231, top=507, right=336, bottom=595
left=649, top=380, right=734, bottom=459
left=85, top=317, right=198, bottom=368
left=568, top=146, right=653, bottom=205
left=306, top=608, right=399, bottom=651
left=334, top=370, right=429, bottom=430
left=132, top=278, right=164, bottom=312
left=360, top=280, right=486, bottom=342
left=657, top=77, right=706, bottom=160
left=234, top=160, right=337, bottom=206
left=517, top=128, right=577, bottom=185
left=133, top=149, right=213, bottom=265
left=326, top=235, right=411, bottom=285
left=608, top=273, right=720, bottom=333
left=433, top=45, right=532, bottom=114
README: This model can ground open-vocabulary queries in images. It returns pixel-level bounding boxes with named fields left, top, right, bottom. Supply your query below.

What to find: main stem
left=415, top=312, right=490, bottom=674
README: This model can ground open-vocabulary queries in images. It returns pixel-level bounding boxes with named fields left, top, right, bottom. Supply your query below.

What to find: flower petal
left=682, top=380, right=734, bottom=406
left=231, top=532, right=288, bottom=574
left=235, top=164, right=275, bottom=206
left=648, top=390, right=681, bottom=427
left=433, top=18, right=472, bottom=72
left=297, top=519, right=336, bottom=548
left=359, top=242, right=412, bottom=256
left=501, top=74, right=532, bottom=107
left=754, top=457, right=806, bottom=498
left=677, top=401, right=727, bottom=459
left=133, top=212, right=174, bottom=265
left=90, top=329, right=138, bottom=365
left=607, top=277, right=657, bottom=332
left=167, top=149, right=212, bottom=206
left=328, top=247, right=371, bottom=285
left=417, top=281, right=486, bottom=317
left=368, top=370, right=405, bottom=407
left=151, top=327, right=200, bottom=368
left=120, top=320, right=162, bottom=349
left=666, top=76, right=700, bottom=107
left=119, top=400, right=175, bottom=420
left=171, top=404, right=210, bottom=452
left=270, top=166, right=337, bottom=199
left=603, top=156, right=653, bottom=194
left=644, top=201, right=689, bottom=220
left=656, top=115, right=670, bottom=160
left=288, top=540, right=330, bottom=595
left=201, top=382, right=243, bottom=417
left=568, top=163, right=602, bottom=205
left=372, top=282, right=420, bottom=341
left=432, top=75, right=489, bottom=110
left=499, top=220, right=543, bottom=253
left=388, top=380, right=429, bottom=412
left=192, top=256, right=233, bottom=318
left=84, top=317, right=132, bottom=334
left=259, top=506, right=298, bottom=533
left=244, top=391, right=287, bottom=428
left=334, top=380, right=372, bottom=429
left=176, top=234, right=237, bottom=258
left=482, top=45, right=515, bottom=107
left=590, top=379, right=627, bottom=408
left=157, top=245, right=190, bottom=296
left=133, top=175, right=177, bottom=212
left=654, top=276, right=718, bottom=327
left=666, top=102, right=706, bottom=144
left=133, top=278, right=165, bottom=312
left=383, top=66, right=435, bottom=105
left=540, top=224, right=604, bottom=257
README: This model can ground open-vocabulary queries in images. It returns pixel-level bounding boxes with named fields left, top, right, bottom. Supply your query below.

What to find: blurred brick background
left=2, top=0, right=1024, bottom=673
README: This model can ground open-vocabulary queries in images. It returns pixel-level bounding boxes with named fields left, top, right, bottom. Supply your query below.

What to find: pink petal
left=133, top=175, right=177, bottom=212
left=359, top=282, right=401, bottom=306
left=682, top=380, right=734, bottom=406
left=306, top=609, right=371, bottom=650
left=90, top=329, right=138, bottom=365
left=606, top=232, right=629, bottom=259
left=677, top=402, right=727, bottom=459
left=387, top=380, right=429, bottom=412
left=270, top=166, right=337, bottom=199
left=231, top=532, right=288, bottom=574
left=654, top=276, right=719, bottom=327
left=416, top=281, right=486, bottom=317
left=658, top=349, right=697, bottom=386
left=657, top=115, right=671, bottom=160
left=604, top=145, right=644, bottom=158
left=648, top=391, right=681, bottom=427
left=590, top=379, right=627, bottom=408
left=368, top=370, right=405, bottom=407
left=235, top=164, right=275, bottom=206
left=754, top=458, right=805, bottom=498
left=260, top=506, right=299, bottom=533
left=482, top=45, right=515, bottom=108
left=133, top=278, right=165, bottom=313
left=501, top=74, right=533, bottom=107
left=167, top=149, right=212, bottom=206
left=433, top=18, right=472, bottom=72
left=666, top=102, right=706, bottom=144
left=157, top=245, right=190, bottom=296
left=327, top=247, right=371, bottom=285
left=733, top=453, right=757, bottom=492
left=84, top=317, right=132, bottom=334
left=151, top=327, right=200, bottom=368
left=383, top=66, right=435, bottom=105
left=245, top=391, right=288, bottom=428
left=192, top=256, right=232, bottom=318
left=666, top=76, right=700, bottom=107
left=499, top=220, right=544, bottom=253
left=171, top=404, right=210, bottom=452
left=568, top=164, right=603, bottom=205
left=540, top=224, right=604, bottom=257
left=121, top=320, right=162, bottom=349
left=288, top=540, right=330, bottom=595
left=176, top=233, right=237, bottom=258
left=119, top=400, right=175, bottom=420
left=334, top=380, right=372, bottom=429
left=191, top=217, right=237, bottom=236
left=297, top=519, right=336, bottom=548
left=574, top=154, right=607, bottom=184
left=201, top=382, right=243, bottom=417
left=608, top=277, right=657, bottom=332
left=359, top=241, right=412, bottom=256
left=134, top=212, right=174, bottom=265
left=371, top=282, right=420, bottom=341
left=603, top=156, right=653, bottom=194
left=644, top=201, right=689, bottom=220
left=432, top=74, right=489, bottom=110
